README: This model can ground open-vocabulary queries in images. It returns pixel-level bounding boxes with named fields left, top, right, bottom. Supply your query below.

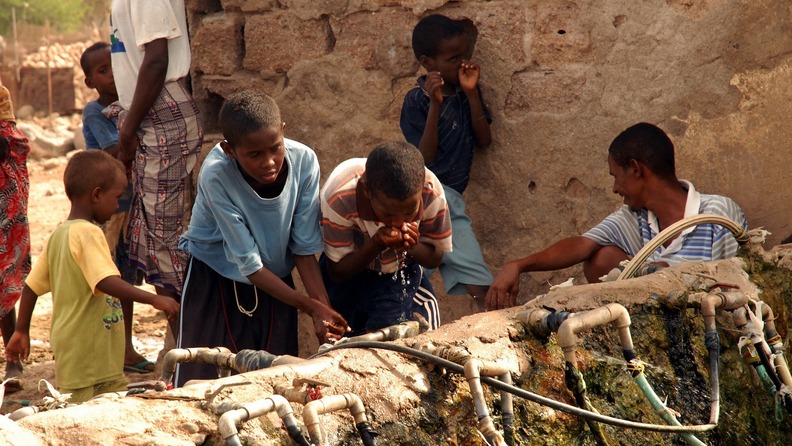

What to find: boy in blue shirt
left=79, top=42, right=151, bottom=374
left=400, top=14, right=494, bottom=309
left=176, top=92, right=348, bottom=386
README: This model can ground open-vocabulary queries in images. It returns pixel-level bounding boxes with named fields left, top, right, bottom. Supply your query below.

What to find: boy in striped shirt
left=320, top=142, right=452, bottom=334
left=487, top=123, right=747, bottom=310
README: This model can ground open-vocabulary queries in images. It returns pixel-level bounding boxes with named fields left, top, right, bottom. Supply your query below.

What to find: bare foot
left=3, top=360, right=24, bottom=393
left=124, top=351, right=155, bottom=372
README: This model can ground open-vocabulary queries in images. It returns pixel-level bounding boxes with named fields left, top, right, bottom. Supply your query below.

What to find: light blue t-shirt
left=82, top=100, right=119, bottom=150
left=179, top=139, right=323, bottom=283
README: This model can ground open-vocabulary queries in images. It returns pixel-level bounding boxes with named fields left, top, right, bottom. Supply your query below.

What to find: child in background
left=400, top=14, right=494, bottom=309
left=0, top=82, right=31, bottom=393
left=176, top=92, right=348, bottom=387
left=80, top=42, right=151, bottom=374
left=5, top=150, right=179, bottom=403
left=320, top=141, right=452, bottom=334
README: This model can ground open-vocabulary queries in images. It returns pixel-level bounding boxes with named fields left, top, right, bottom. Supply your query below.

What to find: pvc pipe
left=218, top=394, right=309, bottom=446
left=414, top=341, right=511, bottom=445
left=617, top=214, right=748, bottom=281
left=317, top=341, right=718, bottom=433
left=517, top=307, right=574, bottom=338
left=634, top=373, right=706, bottom=446
left=160, top=347, right=233, bottom=384
left=8, top=406, right=39, bottom=421
left=464, top=359, right=507, bottom=446
left=556, top=303, right=634, bottom=365
left=700, top=291, right=749, bottom=332
left=317, top=321, right=421, bottom=353
left=757, top=303, right=792, bottom=388
left=303, top=393, right=373, bottom=446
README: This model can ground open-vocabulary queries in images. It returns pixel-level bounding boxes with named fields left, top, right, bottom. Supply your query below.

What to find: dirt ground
left=0, top=156, right=170, bottom=415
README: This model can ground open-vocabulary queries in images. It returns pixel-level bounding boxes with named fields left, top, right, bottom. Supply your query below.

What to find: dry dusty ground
left=0, top=156, right=170, bottom=415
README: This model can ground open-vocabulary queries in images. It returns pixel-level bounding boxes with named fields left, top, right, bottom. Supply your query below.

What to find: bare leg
left=121, top=299, right=153, bottom=370
left=465, top=284, right=490, bottom=312
left=583, top=245, right=630, bottom=283
left=1, top=308, right=24, bottom=381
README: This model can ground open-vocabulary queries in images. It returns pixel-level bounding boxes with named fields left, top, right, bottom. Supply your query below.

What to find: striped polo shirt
left=583, top=180, right=747, bottom=264
left=321, top=158, right=452, bottom=274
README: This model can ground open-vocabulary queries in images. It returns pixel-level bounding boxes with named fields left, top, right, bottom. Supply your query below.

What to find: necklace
left=233, top=282, right=258, bottom=317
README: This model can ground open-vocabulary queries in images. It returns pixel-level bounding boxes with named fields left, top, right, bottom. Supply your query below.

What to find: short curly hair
left=365, top=141, right=425, bottom=200
left=608, top=123, right=676, bottom=180
left=219, top=91, right=282, bottom=147
left=411, top=14, right=467, bottom=60
left=64, top=150, right=125, bottom=201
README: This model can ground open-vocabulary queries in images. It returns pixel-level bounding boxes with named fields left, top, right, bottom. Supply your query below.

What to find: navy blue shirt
left=399, top=76, right=491, bottom=194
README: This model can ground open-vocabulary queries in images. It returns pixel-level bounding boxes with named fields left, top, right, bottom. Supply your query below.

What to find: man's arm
left=117, top=38, right=168, bottom=166
left=486, top=236, right=601, bottom=310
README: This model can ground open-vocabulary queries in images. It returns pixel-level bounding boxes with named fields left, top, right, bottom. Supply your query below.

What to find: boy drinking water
left=80, top=41, right=152, bottom=374
left=176, top=92, right=348, bottom=387
left=320, top=141, right=452, bottom=334
left=400, top=14, right=494, bottom=309
left=5, top=150, right=179, bottom=403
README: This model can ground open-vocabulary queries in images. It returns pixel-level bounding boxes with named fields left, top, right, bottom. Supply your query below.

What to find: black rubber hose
left=310, top=341, right=716, bottom=433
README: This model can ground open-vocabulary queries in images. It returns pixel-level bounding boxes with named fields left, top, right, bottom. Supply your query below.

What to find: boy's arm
left=486, top=236, right=601, bottom=310
left=246, top=266, right=349, bottom=338
left=117, top=38, right=168, bottom=166
left=294, top=254, right=348, bottom=341
left=4, top=285, right=39, bottom=361
left=96, top=276, right=179, bottom=320
left=325, top=235, right=387, bottom=283
left=460, top=62, right=491, bottom=149
left=406, top=240, right=443, bottom=269
left=407, top=73, right=444, bottom=164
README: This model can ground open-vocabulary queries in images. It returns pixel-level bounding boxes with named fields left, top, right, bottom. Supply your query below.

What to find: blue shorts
left=320, top=255, right=440, bottom=335
left=427, top=185, right=493, bottom=295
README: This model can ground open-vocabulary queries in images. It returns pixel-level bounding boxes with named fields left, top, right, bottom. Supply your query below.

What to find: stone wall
left=185, top=0, right=792, bottom=306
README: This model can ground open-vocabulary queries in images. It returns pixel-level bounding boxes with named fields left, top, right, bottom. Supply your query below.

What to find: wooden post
left=45, top=19, right=53, bottom=116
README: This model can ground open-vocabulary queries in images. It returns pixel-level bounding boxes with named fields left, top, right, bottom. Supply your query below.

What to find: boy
left=400, top=14, right=494, bottom=310
left=176, top=92, right=348, bottom=387
left=486, top=123, right=748, bottom=309
left=80, top=41, right=152, bottom=374
left=5, top=150, right=179, bottom=403
left=320, top=141, right=452, bottom=335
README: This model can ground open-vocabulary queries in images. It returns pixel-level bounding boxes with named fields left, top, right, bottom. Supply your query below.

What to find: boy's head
left=412, top=14, right=472, bottom=85
left=363, top=141, right=425, bottom=227
left=80, top=42, right=117, bottom=97
left=64, top=150, right=127, bottom=224
left=218, top=91, right=287, bottom=190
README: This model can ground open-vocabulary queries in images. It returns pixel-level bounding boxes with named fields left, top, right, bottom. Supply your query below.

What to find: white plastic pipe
left=218, top=394, right=300, bottom=446
left=303, top=393, right=369, bottom=446
left=556, top=303, right=633, bottom=365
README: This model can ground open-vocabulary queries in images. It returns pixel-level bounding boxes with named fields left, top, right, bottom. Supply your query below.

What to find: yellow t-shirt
left=26, top=220, right=124, bottom=390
